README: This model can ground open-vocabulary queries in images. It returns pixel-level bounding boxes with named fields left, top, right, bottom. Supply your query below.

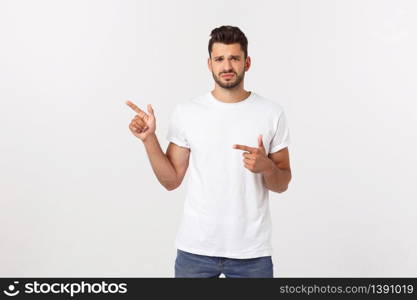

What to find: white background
left=1, top=0, right=416, bottom=277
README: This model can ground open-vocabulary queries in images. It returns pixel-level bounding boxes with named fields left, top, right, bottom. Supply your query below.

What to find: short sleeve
left=269, top=109, right=290, bottom=154
left=166, top=105, right=190, bottom=148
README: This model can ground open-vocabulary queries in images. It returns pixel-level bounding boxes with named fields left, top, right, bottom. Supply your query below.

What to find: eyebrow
left=213, top=55, right=241, bottom=59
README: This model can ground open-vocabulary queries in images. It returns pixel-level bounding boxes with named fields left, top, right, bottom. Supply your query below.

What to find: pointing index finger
left=126, top=100, right=144, bottom=114
left=233, top=144, right=256, bottom=152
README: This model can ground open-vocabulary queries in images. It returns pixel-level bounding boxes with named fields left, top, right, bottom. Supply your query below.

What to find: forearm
left=142, top=133, right=178, bottom=190
left=262, top=160, right=291, bottom=193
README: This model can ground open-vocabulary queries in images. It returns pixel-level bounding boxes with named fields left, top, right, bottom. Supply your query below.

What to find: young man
left=126, top=25, right=292, bottom=278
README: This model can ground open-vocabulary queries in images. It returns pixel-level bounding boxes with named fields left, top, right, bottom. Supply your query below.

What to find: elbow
left=277, top=186, right=288, bottom=193
left=164, top=182, right=179, bottom=191
left=165, top=185, right=176, bottom=191
left=279, top=174, right=292, bottom=193
left=275, top=171, right=291, bottom=193
left=277, top=180, right=291, bottom=193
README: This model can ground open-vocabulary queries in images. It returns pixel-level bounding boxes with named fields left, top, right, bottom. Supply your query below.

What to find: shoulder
left=253, top=92, right=287, bottom=117
left=174, top=93, right=207, bottom=113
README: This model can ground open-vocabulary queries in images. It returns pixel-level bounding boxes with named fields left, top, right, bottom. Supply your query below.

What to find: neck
left=211, top=85, right=251, bottom=103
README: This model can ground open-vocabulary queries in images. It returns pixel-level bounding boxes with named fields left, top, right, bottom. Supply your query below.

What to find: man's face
left=208, top=43, right=251, bottom=89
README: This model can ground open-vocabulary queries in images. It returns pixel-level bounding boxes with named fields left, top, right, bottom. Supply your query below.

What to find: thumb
left=258, top=134, right=265, bottom=149
left=147, top=104, right=154, bottom=116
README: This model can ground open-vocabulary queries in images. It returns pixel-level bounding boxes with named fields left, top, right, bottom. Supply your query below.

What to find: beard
left=212, top=70, right=245, bottom=89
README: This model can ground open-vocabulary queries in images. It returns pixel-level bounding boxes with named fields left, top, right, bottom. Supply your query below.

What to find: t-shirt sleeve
left=166, top=104, right=190, bottom=148
left=269, top=109, right=290, bottom=154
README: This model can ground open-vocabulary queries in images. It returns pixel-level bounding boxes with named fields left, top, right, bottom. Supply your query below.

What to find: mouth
left=221, top=73, right=235, bottom=78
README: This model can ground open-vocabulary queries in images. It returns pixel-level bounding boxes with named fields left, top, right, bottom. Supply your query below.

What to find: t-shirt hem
left=166, top=136, right=190, bottom=149
left=175, top=242, right=273, bottom=259
left=269, top=141, right=290, bottom=154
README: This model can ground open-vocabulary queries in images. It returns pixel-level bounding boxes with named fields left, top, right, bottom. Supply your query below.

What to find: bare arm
left=143, top=134, right=190, bottom=191
left=126, top=100, right=190, bottom=191
left=263, top=147, right=292, bottom=193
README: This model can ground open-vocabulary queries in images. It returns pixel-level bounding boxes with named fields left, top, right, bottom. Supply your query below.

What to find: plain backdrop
left=1, top=0, right=416, bottom=277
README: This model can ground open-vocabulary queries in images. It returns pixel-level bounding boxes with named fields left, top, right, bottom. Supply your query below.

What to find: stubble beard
left=212, top=70, right=245, bottom=89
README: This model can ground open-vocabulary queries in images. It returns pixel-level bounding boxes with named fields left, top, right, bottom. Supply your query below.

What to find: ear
left=245, top=56, right=251, bottom=71
left=208, top=57, right=212, bottom=72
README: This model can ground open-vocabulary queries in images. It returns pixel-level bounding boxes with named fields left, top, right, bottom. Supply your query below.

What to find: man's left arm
left=233, top=135, right=292, bottom=193
left=262, top=147, right=292, bottom=193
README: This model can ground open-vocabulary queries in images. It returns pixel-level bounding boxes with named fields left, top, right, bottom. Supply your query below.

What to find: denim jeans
left=174, top=249, right=274, bottom=278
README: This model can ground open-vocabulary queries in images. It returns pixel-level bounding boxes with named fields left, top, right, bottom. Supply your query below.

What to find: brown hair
left=208, top=25, right=248, bottom=59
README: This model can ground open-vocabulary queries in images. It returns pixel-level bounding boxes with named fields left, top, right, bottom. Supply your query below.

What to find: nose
left=222, top=59, right=233, bottom=73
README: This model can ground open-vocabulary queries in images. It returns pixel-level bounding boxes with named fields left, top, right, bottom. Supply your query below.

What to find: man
left=126, top=25, right=292, bottom=278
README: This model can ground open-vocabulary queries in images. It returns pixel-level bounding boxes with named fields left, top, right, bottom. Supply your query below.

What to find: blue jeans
left=174, top=249, right=274, bottom=278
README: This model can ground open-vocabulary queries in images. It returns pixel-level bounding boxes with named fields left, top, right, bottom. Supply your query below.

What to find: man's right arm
left=143, top=133, right=190, bottom=191
left=126, top=100, right=190, bottom=191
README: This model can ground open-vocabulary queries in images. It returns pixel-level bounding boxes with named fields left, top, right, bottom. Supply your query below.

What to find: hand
left=126, top=100, right=156, bottom=142
left=233, top=134, right=274, bottom=174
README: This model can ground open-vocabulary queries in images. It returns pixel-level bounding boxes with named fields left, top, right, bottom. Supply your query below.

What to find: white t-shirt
left=166, top=91, right=290, bottom=259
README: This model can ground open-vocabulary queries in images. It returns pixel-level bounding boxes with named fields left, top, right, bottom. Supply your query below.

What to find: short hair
left=208, top=25, right=248, bottom=59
